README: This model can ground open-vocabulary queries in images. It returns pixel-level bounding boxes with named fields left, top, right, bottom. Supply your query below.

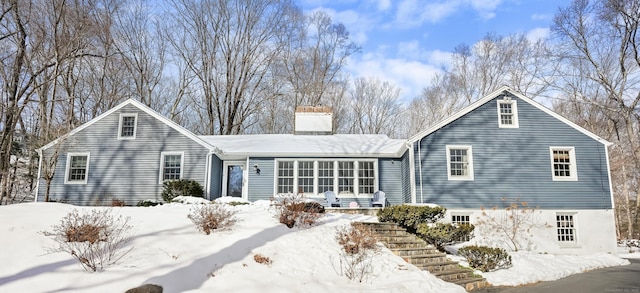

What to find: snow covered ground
left=0, top=199, right=635, bottom=293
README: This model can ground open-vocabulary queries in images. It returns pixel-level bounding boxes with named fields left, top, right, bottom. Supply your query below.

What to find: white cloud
left=347, top=52, right=445, bottom=102
left=309, top=7, right=375, bottom=45
left=526, top=27, right=550, bottom=42
left=374, top=0, right=391, bottom=11
left=396, top=42, right=453, bottom=68
left=394, top=0, right=503, bottom=27
left=531, top=13, right=550, bottom=21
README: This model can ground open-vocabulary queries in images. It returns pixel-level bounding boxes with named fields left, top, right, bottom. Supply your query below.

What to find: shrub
left=226, top=201, right=250, bottom=206
left=161, top=179, right=204, bottom=202
left=458, top=245, right=512, bottom=272
left=417, top=223, right=475, bottom=251
left=272, top=194, right=324, bottom=228
left=476, top=197, right=548, bottom=251
left=253, top=254, right=273, bottom=265
left=136, top=200, right=161, bottom=207
left=111, top=199, right=126, bottom=206
left=377, top=205, right=446, bottom=233
left=188, top=203, right=237, bottom=235
left=42, top=209, right=132, bottom=272
left=334, top=223, right=380, bottom=282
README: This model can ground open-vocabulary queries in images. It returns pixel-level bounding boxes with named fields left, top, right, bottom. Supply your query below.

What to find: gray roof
left=199, top=134, right=407, bottom=158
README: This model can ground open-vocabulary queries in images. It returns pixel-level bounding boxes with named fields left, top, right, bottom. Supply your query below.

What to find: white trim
left=556, top=212, right=581, bottom=248
left=159, top=152, right=184, bottom=184
left=497, top=99, right=519, bottom=128
left=64, top=152, right=90, bottom=185
left=38, top=99, right=219, bottom=153
left=222, top=160, right=247, bottom=200
left=604, top=146, right=615, bottom=210
left=549, top=146, right=578, bottom=181
left=409, top=143, right=417, bottom=204
left=273, top=158, right=378, bottom=198
left=117, top=113, right=138, bottom=140
left=446, top=145, right=474, bottom=181
left=408, top=86, right=611, bottom=146
left=34, top=150, right=43, bottom=202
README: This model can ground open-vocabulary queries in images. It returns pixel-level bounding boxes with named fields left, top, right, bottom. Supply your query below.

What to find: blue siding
left=37, top=104, right=210, bottom=205
left=378, top=158, right=403, bottom=205
left=209, top=155, right=222, bottom=199
left=413, top=96, right=612, bottom=210
left=248, top=157, right=275, bottom=201
left=400, top=151, right=412, bottom=203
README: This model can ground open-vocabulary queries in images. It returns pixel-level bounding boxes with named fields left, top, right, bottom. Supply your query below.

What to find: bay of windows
left=276, top=159, right=377, bottom=196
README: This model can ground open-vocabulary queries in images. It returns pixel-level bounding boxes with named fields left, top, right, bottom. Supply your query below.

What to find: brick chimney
left=294, top=106, right=333, bottom=135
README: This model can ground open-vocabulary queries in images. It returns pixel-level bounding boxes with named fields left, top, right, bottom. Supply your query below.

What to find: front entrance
left=222, top=161, right=246, bottom=198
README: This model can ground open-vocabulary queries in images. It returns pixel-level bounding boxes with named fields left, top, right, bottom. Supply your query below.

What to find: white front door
left=222, top=161, right=247, bottom=199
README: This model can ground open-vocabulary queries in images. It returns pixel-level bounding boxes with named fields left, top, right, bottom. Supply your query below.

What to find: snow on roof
left=199, top=134, right=407, bottom=158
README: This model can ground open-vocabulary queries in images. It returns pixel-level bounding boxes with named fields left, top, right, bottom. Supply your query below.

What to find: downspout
left=34, top=149, right=43, bottom=202
left=204, top=152, right=213, bottom=200
left=417, top=136, right=425, bottom=204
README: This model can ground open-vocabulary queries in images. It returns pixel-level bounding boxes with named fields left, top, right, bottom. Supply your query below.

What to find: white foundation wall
left=444, top=209, right=618, bottom=255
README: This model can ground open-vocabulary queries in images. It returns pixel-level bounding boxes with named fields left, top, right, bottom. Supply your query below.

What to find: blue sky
left=297, top=0, right=571, bottom=101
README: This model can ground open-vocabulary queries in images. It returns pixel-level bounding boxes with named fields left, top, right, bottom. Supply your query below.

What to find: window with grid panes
left=297, top=161, right=314, bottom=194
left=452, top=214, right=471, bottom=240
left=556, top=214, right=576, bottom=242
left=553, top=150, right=571, bottom=177
left=358, top=161, right=374, bottom=194
left=277, top=161, right=294, bottom=194
left=317, top=161, right=334, bottom=193
left=338, top=161, right=354, bottom=194
left=162, top=154, right=182, bottom=180
left=67, top=154, right=89, bottom=183
left=120, top=115, right=136, bottom=138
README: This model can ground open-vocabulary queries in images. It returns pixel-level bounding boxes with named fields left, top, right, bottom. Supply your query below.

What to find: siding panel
left=37, top=104, right=210, bottom=205
left=413, top=96, right=612, bottom=210
left=378, top=158, right=403, bottom=205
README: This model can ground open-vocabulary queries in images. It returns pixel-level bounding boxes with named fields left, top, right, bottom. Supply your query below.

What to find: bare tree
left=112, top=0, right=166, bottom=106
left=165, top=0, right=301, bottom=135
left=348, top=77, right=404, bottom=137
left=552, top=0, right=640, bottom=239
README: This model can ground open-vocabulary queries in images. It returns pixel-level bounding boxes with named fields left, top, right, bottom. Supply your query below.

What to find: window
left=446, top=145, right=474, bottom=180
left=298, top=161, right=314, bottom=193
left=358, top=161, right=375, bottom=195
left=451, top=214, right=470, bottom=225
left=452, top=213, right=471, bottom=240
left=118, top=113, right=138, bottom=139
left=160, top=152, right=183, bottom=182
left=338, top=161, right=354, bottom=194
left=497, top=100, right=519, bottom=128
left=550, top=147, right=577, bottom=181
left=317, top=161, right=334, bottom=193
left=277, top=161, right=294, bottom=194
left=275, top=159, right=376, bottom=197
left=65, top=153, right=90, bottom=184
left=556, top=213, right=577, bottom=243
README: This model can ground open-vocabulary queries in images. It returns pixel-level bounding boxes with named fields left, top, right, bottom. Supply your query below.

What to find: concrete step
left=403, top=254, right=452, bottom=265
left=431, top=269, right=475, bottom=281
left=454, top=277, right=491, bottom=291
left=391, top=247, right=441, bottom=256
left=415, top=261, right=461, bottom=272
left=384, top=240, right=428, bottom=249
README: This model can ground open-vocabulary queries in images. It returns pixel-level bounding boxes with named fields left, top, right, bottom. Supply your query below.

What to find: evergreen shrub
left=161, top=179, right=204, bottom=202
left=458, top=245, right=512, bottom=272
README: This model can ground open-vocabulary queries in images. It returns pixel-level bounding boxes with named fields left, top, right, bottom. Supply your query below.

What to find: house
left=34, top=86, right=617, bottom=254
left=35, top=103, right=408, bottom=207
left=407, top=86, right=616, bottom=254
